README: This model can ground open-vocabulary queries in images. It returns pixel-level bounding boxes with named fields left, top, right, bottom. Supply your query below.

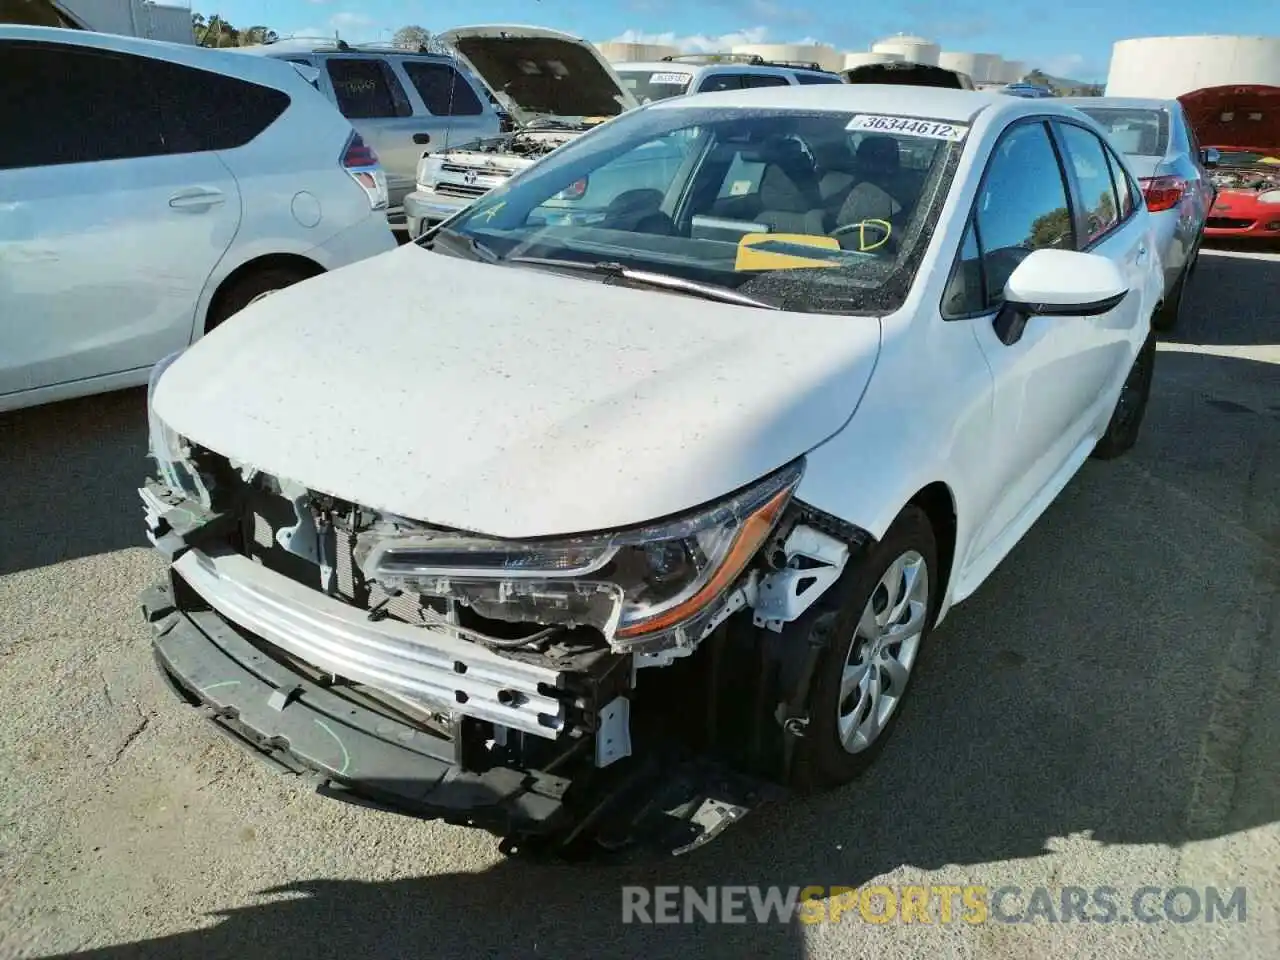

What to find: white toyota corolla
left=139, top=85, right=1164, bottom=859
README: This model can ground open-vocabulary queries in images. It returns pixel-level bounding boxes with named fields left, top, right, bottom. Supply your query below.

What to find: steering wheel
left=829, top=218, right=893, bottom=252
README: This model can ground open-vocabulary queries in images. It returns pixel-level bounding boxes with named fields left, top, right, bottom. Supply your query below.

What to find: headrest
left=740, top=136, right=809, bottom=166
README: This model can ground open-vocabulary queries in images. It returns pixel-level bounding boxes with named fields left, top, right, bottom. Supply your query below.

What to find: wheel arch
left=202, top=253, right=326, bottom=335
left=906, top=481, right=958, bottom=626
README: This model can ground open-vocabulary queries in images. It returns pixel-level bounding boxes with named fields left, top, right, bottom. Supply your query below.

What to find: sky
left=199, top=0, right=1279, bottom=82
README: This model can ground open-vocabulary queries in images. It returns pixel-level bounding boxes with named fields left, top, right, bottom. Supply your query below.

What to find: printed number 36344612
left=847, top=115, right=967, bottom=141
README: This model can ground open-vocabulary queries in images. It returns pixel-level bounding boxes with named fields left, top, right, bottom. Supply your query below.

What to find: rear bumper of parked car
left=404, top=189, right=471, bottom=238
left=307, top=210, right=398, bottom=268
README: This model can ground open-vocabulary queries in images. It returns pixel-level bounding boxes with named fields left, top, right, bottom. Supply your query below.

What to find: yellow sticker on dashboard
left=735, top=233, right=842, bottom=271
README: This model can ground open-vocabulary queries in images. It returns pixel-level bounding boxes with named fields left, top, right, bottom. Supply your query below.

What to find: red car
left=1180, top=84, right=1280, bottom=239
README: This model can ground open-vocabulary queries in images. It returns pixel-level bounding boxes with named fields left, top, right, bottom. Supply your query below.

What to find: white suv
left=403, top=25, right=641, bottom=235
left=614, top=54, right=845, bottom=103
left=0, top=26, right=398, bottom=413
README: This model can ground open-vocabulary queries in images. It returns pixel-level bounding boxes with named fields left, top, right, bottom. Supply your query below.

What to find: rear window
left=616, top=69, right=693, bottom=104
left=1076, top=107, right=1169, bottom=157
left=795, top=72, right=843, bottom=85
left=401, top=60, right=483, bottom=116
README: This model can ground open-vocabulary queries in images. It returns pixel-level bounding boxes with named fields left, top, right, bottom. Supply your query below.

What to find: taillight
left=557, top=177, right=588, bottom=201
left=1139, top=175, right=1186, bottom=213
left=341, top=132, right=388, bottom=211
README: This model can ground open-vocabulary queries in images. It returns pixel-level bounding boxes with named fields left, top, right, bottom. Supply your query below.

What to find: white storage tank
left=938, top=51, right=1000, bottom=83
left=1105, top=35, right=1280, bottom=99
left=594, top=41, right=680, bottom=63
left=842, top=51, right=904, bottom=70
left=732, top=42, right=842, bottom=71
left=53, top=0, right=194, bottom=41
left=871, top=34, right=940, bottom=66
left=999, top=59, right=1027, bottom=83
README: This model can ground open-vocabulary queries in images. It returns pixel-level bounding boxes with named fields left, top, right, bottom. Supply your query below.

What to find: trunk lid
left=437, top=24, right=639, bottom=130
left=153, top=243, right=882, bottom=539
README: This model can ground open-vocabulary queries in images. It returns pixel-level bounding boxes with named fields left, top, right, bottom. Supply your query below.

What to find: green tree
left=238, top=25, right=278, bottom=46
left=392, top=25, right=433, bottom=51
left=192, top=13, right=238, bottom=47
left=1029, top=207, right=1073, bottom=249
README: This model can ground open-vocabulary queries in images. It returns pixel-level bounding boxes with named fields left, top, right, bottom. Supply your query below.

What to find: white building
left=871, top=34, right=941, bottom=66
left=1105, top=35, right=1280, bottom=99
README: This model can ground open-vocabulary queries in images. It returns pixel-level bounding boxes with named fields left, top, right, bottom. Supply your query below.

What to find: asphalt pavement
left=0, top=245, right=1276, bottom=960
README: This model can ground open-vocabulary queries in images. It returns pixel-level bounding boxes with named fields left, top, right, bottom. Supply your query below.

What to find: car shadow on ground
left=26, top=335, right=1280, bottom=959
left=0, top=387, right=150, bottom=576
left=1172, top=243, right=1280, bottom=348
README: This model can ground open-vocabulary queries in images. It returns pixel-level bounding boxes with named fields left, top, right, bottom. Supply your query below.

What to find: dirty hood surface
left=1179, top=84, right=1280, bottom=152
left=153, top=243, right=882, bottom=539
left=438, top=24, right=639, bottom=127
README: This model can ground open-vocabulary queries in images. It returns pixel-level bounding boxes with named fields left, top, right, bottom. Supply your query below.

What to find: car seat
left=709, top=136, right=827, bottom=234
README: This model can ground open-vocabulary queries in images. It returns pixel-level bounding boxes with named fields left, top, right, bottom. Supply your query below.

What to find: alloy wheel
left=837, top=550, right=930, bottom=754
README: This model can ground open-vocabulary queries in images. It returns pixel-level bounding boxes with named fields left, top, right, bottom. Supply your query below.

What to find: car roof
left=1057, top=96, right=1176, bottom=111
left=0, top=23, right=313, bottom=80
left=645, top=82, right=1055, bottom=124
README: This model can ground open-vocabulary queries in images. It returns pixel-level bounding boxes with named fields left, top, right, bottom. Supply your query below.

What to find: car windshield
left=1076, top=107, right=1169, bottom=157
left=424, top=103, right=966, bottom=315
left=616, top=69, right=694, bottom=104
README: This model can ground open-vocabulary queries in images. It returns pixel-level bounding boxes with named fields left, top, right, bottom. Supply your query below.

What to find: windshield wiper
left=507, top=257, right=780, bottom=310
left=418, top=228, right=498, bottom=263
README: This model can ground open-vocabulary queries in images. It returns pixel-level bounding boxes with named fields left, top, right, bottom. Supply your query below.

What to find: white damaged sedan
left=139, top=85, right=1164, bottom=859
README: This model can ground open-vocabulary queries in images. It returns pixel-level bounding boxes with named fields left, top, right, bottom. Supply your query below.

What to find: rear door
left=396, top=57, right=498, bottom=152
left=320, top=55, right=424, bottom=210
left=1051, top=119, right=1149, bottom=395
left=0, top=39, right=242, bottom=396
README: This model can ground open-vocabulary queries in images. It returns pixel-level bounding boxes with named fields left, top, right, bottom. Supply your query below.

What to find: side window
left=1056, top=122, right=1121, bottom=246
left=326, top=58, right=410, bottom=119
left=741, top=73, right=790, bottom=88
left=941, top=219, right=986, bottom=316
left=968, top=120, right=1075, bottom=310
left=148, top=59, right=291, bottom=153
left=698, top=73, right=743, bottom=93
left=0, top=40, right=166, bottom=168
left=1102, top=144, right=1135, bottom=221
left=401, top=61, right=483, bottom=116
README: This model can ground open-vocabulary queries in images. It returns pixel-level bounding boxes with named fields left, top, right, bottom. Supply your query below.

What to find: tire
left=1090, top=329, right=1155, bottom=461
left=790, top=505, right=940, bottom=791
left=1152, top=265, right=1187, bottom=332
left=206, top=265, right=318, bottom=332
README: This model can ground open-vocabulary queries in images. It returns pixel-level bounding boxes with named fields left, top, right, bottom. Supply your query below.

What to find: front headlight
left=1257, top=190, right=1280, bottom=205
left=362, top=459, right=804, bottom=647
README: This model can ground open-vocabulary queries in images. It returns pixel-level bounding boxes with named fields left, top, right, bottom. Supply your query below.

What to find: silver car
left=1060, top=96, right=1215, bottom=330
left=235, top=39, right=507, bottom=232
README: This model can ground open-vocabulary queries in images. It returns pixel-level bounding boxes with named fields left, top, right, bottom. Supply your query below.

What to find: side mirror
left=1201, top=147, right=1220, bottom=168
left=994, top=248, right=1129, bottom=345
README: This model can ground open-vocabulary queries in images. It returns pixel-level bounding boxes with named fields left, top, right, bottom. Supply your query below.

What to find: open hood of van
left=438, top=24, right=639, bottom=129
left=1179, top=84, right=1280, bottom=152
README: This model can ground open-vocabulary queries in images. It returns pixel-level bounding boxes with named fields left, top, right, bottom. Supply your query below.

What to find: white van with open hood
left=403, top=24, right=640, bottom=234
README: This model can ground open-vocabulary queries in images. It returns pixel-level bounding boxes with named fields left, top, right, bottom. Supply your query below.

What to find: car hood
left=1179, top=84, right=1280, bottom=151
left=152, top=244, right=882, bottom=539
left=437, top=24, right=639, bottom=129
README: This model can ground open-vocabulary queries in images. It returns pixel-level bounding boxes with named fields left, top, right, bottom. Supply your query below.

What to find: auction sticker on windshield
left=649, top=72, right=691, bottom=85
left=847, top=114, right=968, bottom=140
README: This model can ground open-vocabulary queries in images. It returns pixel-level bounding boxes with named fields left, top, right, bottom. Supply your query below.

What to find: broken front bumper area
left=140, top=560, right=783, bottom=861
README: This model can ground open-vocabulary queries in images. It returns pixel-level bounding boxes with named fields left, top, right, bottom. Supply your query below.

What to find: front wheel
left=790, top=505, right=939, bottom=790
left=1091, top=329, right=1155, bottom=460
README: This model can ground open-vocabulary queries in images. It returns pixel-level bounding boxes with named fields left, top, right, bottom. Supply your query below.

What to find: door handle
left=168, top=188, right=226, bottom=211
left=412, top=133, right=431, bottom=145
